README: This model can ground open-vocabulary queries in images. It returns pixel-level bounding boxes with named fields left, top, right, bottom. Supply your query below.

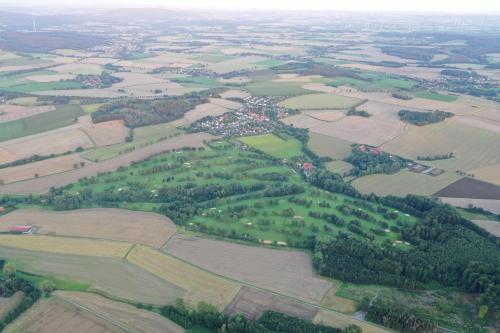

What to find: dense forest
left=344, top=146, right=408, bottom=176
left=398, top=109, right=453, bottom=126
left=91, top=90, right=218, bottom=127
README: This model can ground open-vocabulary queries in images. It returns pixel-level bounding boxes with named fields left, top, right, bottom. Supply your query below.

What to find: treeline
left=398, top=109, right=453, bottom=126
left=313, top=195, right=500, bottom=291
left=160, top=300, right=351, bottom=333
left=366, top=305, right=438, bottom=333
left=347, top=108, right=371, bottom=118
left=0, top=263, right=41, bottom=330
left=91, top=90, right=219, bottom=127
left=417, top=153, right=453, bottom=161
left=344, top=147, right=408, bottom=176
left=441, top=69, right=475, bottom=78
left=392, top=92, right=412, bottom=100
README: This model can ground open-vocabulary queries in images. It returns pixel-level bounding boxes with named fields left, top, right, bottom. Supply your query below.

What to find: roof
left=303, top=162, right=314, bottom=170
left=11, top=225, right=33, bottom=233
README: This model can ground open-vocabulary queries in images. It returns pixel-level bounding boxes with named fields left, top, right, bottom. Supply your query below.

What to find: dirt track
left=0, top=132, right=215, bottom=194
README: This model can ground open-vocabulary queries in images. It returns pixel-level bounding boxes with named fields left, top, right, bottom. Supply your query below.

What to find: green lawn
left=68, top=142, right=416, bottom=248
left=239, top=134, right=303, bottom=158
left=171, top=76, right=223, bottom=88
left=416, top=91, right=458, bottom=102
left=0, top=104, right=84, bottom=142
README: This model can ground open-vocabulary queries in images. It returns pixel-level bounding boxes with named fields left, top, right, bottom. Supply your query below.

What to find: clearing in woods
left=0, top=235, right=132, bottom=257
left=238, top=133, right=303, bottom=158
left=127, top=245, right=241, bottom=310
left=0, top=208, right=176, bottom=248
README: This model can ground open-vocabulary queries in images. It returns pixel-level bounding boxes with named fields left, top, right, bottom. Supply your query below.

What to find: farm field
left=415, top=91, right=458, bottom=102
left=0, top=104, right=85, bottom=142
left=0, top=246, right=183, bottom=305
left=0, top=208, right=176, bottom=248
left=325, top=160, right=353, bottom=175
left=53, top=291, right=185, bottom=333
left=434, top=177, right=500, bottom=200
left=245, top=80, right=311, bottom=96
left=0, top=235, right=132, bottom=257
left=352, top=170, right=462, bottom=196
left=225, top=286, right=318, bottom=321
left=3, top=297, right=126, bottom=333
left=0, top=104, right=55, bottom=123
left=472, top=220, right=500, bottom=237
left=0, top=154, right=87, bottom=184
left=0, top=291, right=24, bottom=321
left=0, top=125, right=94, bottom=160
left=239, top=133, right=303, bottom=158
left=440, top=197, right=500, bottom=215
left=278, top=93, right=363, bottom=110
left=0, top=132, right=215, bottom=194
left=127, top=245, right=241, bottom=310
left=307, top=133, right=354, bottom=159
left=381, top=119, right=500, bottom=174
left=163, top=234, right=332, bottom=303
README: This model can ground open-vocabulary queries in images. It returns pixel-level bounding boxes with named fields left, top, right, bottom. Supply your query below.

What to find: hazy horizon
left=1, top=0, right=499, bottom=14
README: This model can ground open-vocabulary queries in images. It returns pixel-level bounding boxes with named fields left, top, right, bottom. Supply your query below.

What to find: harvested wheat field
left=307, top=133, right=354, bottom=159
left=0, top=235, right=132, bottom=257
left=225, top=286, right=318, bottom=321
left=184, top=102, right=231, bottom=123
left=282, top=114, right=325, bottom=129
left=0, top=246, right=183, bottom=305
left=0, top=125, right=94, bottom=159
left=352, top=170, right=462, bottom=196
left=0, top=132, right=215, bottom=194
left=440, top=197, right=500, bottom=215
left=164, top=234, right=332, bottom=303
left=303, top=110, right=346, bottom=122
left=310, top=115, right=403, bottom=146
left=381, top=119, right=500, bottom=173
left=219, top=89, right=250, bottom=99
left=0, top=105, right=55, bottom=123
left=0, top=208, right=176, bottom=248
left=128, top=245, right=241, bottom=310
left=0, top=291, right=24, bottom=321
left=278, top=93, right=362, bottom=110
left=314, top=310, right=392, bottom=333
left=209, top=97, right=242, bottom=110
left=80, top=119, right=129, bottom=147
left=0, top=154, right=87, bottom=184
left=0, top=148, right=18, bottom=164
left=3, top=297, right=125, bottom=333
left=54, top=291, right=184, bottom=333
left=470, top=164, right=500, bottom=186
left=472, top=220, right=500, bottom=237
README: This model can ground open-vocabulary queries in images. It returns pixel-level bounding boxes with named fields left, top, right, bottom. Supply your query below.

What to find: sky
left=2, top=0, right=499, bottom=13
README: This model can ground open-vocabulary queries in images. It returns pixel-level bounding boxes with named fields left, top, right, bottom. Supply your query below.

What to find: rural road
left=0, top=132, right=216, bottom=195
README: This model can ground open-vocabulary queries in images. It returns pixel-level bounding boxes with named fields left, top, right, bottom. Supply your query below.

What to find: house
left=11, top=225, right=34, bottom=234
left=0, top=206, right=5, bottom=213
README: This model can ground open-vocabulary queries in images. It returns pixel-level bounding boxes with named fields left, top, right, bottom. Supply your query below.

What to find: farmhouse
left=11, top=225, right=34, bottom=234
left=0, top=207, right=5, bottom=213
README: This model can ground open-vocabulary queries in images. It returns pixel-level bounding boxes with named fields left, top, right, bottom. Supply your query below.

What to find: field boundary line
left=54, top=294, right=138, bottom=333
left=123, top=244, right=137, bottom=260
left=155, top=248, right=397, bottom=333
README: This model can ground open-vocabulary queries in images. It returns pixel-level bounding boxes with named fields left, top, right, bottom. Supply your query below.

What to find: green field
left=245, top=80, right=311, bottom=96
left=68, top=141, right=416, bottom=248
left=255, top=59, right=287, bottom=67
left=171, top=76, right=223, bottom=88
left=0, top=70, right=55, bottom=88
left=415, top=91, right=458, bottom=102
left=326, top=73, right=416, bottom=91
left=278, top=93, right=362, bottom=110
left=0, top=104, right=85, bottom=142
left=3, top=81, right=84, bottom=93
left=239, top=134, right=303, bottom=158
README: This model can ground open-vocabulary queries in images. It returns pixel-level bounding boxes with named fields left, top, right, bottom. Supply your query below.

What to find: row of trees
left=160, top=299, right=358, bottom=333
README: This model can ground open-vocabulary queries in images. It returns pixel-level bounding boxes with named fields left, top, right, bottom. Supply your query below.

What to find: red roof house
left=303, top=162, right=314, bottom=171
left=11, top=225, right=33, bottom=234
